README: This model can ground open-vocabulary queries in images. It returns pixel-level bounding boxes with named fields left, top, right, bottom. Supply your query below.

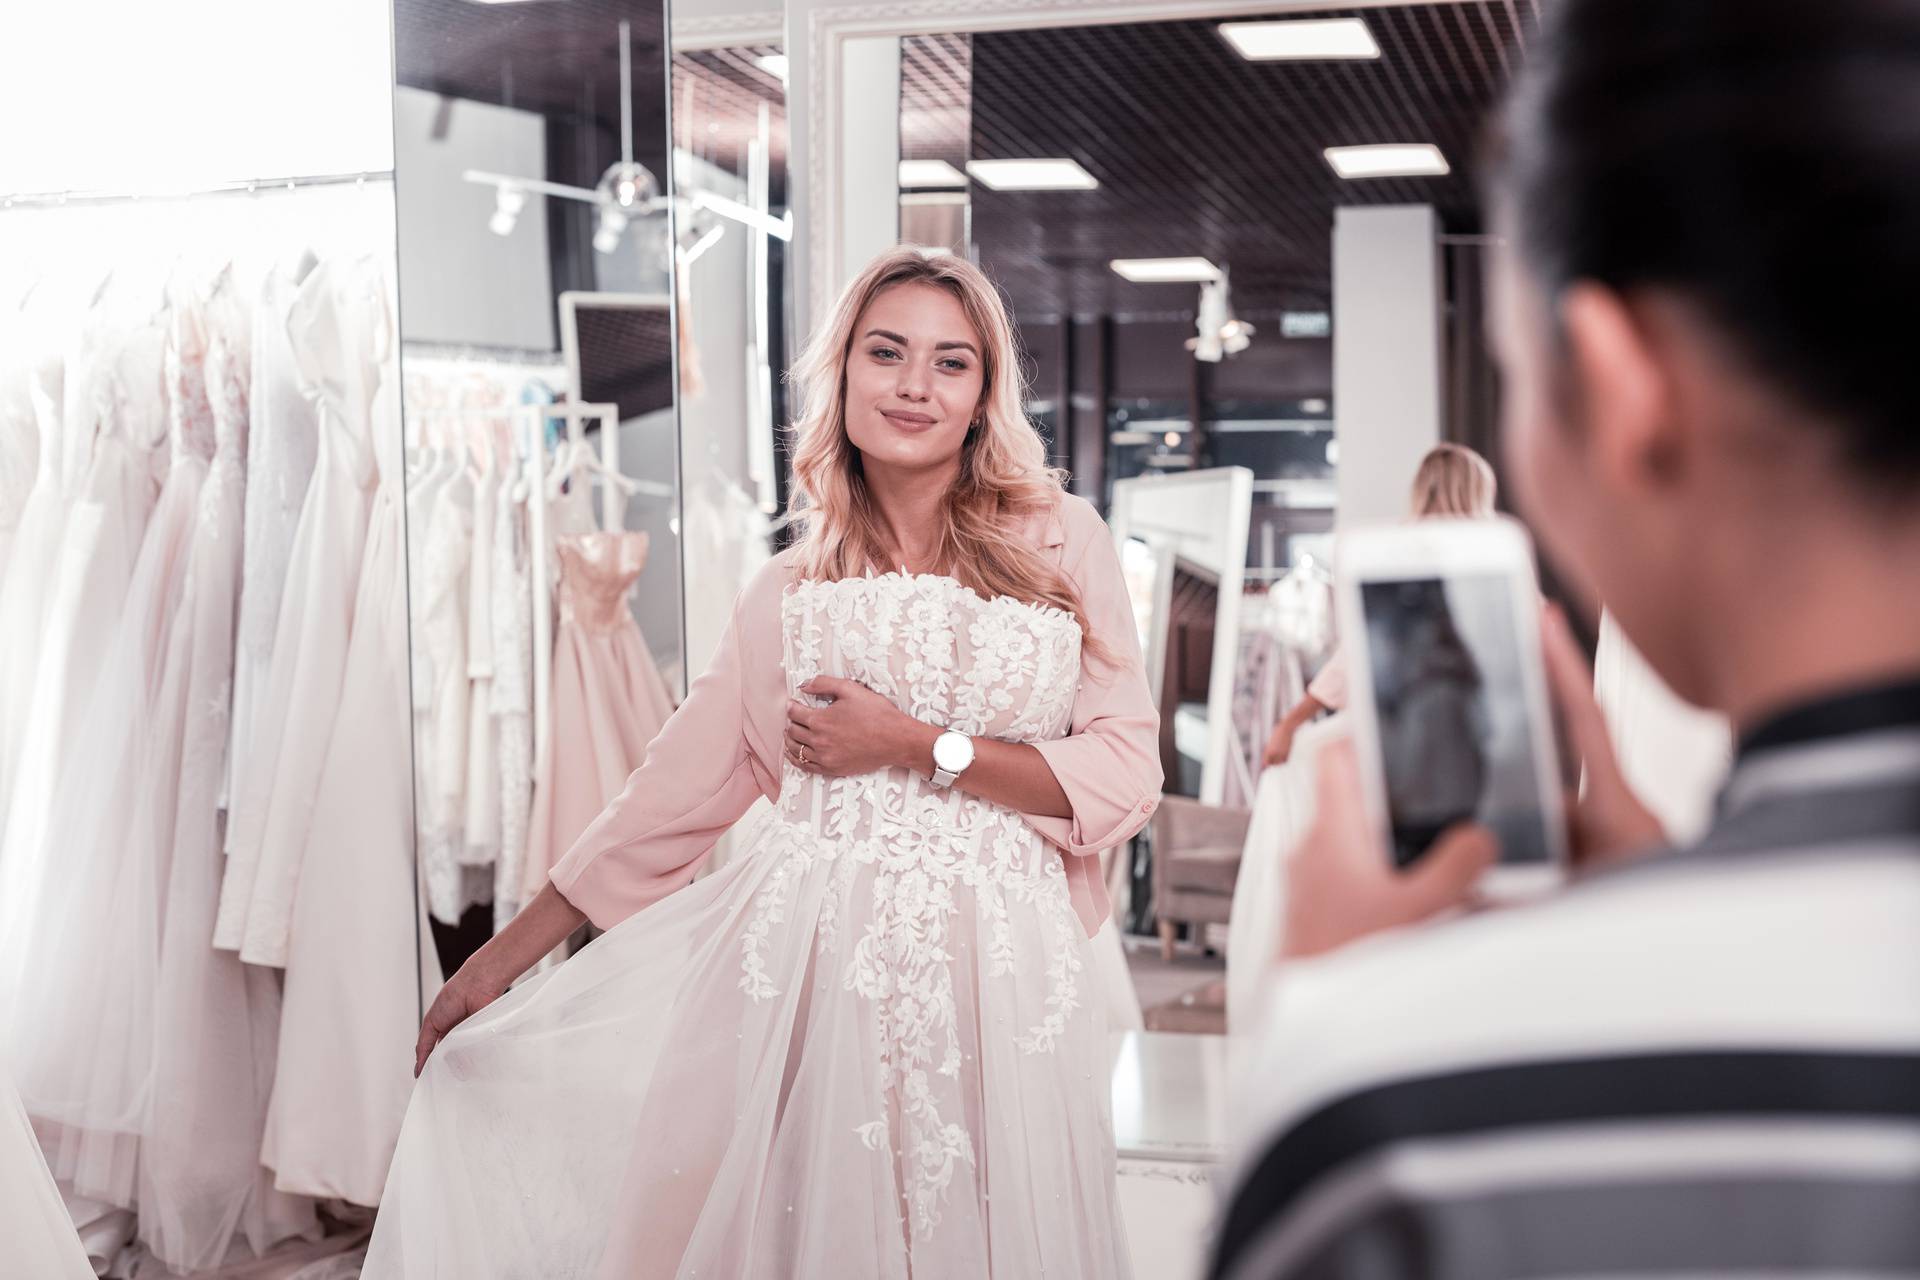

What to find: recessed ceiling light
left=756, top=53, right=789, bottom=81
left=1110, top=257, right=1222, bottom=283
left=1324, top=143, right=1451, bottom=179
left=1219, top=18, right=1381, bottom=60
left=898, top=159, right=968, bottom=189
left=964, top=159, right=1098, bottom=191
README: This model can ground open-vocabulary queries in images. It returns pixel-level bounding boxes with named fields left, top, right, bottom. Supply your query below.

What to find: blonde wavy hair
left=1410, top=442, right=1498, bottom=518
left=786, top=247, right=1110, bottom=659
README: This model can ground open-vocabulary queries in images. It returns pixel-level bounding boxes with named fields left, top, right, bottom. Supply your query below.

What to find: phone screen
left=1359, top=574, right=1556, bottom=869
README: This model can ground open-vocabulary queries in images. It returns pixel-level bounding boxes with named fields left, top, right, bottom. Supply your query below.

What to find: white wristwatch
left=929, top=729, right=974, bottom=788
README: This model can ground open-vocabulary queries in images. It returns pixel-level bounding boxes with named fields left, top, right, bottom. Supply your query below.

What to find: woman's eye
left=938, top=358, right=969, bottom=372
left=869, top=346, right=900, bottom=360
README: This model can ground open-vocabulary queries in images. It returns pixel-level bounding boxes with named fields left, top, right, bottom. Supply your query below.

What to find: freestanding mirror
left=1108, top=467, right=1256, bottom=806
left=389, top=0, right=682, bottom=980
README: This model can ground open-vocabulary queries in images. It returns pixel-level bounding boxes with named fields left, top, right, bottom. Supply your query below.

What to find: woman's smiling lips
left=880, top=408, right=939, bottom=431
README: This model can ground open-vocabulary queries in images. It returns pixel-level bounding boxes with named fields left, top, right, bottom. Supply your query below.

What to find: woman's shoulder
left=1039, top=489, right=1112, bottom=564
left=738, top=546, right=805, bottom=614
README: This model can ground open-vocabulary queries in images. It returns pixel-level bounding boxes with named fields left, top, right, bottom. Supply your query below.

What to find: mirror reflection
left=389, top=0, right=682, bottom=980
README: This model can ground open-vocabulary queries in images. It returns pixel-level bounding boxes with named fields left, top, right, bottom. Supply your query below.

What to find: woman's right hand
left=414, top=961, right=508, bottom=1077
left=1263, top=718, right=1297, bottom=768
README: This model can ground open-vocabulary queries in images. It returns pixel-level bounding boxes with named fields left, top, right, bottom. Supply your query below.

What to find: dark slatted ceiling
left=673, top=45, right=789, bottom=202
left=963, top=2, right=1533, bottom=319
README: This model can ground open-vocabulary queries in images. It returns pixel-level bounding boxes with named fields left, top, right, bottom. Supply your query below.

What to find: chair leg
left=1158, top=919, right=1177, bottom=964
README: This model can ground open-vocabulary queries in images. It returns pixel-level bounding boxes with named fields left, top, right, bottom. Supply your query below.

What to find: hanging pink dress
left=522, top=530, right=677, bottom=903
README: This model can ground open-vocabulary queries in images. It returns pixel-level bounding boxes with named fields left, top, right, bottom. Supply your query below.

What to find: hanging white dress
left=0, top=298, right=43, bottom=575
left=0, top=343, right=65, bottom=846
left=225, top=249, right=321, bottom=821
left=0, top=304, right=167, bottom=1061
left=416, top=464, right=476, bottom=925
left=10, top=294, right=210, bottom=1211
left=490, top=480, right=536, bottom=931
left=140, top=278, right=322, bottom=1271
left=265, top=275, right=446, bottom=1206
left=463, top=450, right=502, bottom=873
left=217, top=257, right=378, bottom=968
left=0, top=1063, right=93, bottom=1280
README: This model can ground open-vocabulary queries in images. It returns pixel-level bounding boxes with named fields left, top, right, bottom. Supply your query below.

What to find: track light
left=489, top=184, right=527, bottom=236
left=593, top=205, right=630, bottom=255
left=1187, top=270, right=1254, bottom=363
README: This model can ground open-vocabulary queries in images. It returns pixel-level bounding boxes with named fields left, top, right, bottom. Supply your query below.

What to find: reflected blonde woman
left=1263, top=442, right=1498, bottom=766
left=364, top=247, right=1162, bottom=1278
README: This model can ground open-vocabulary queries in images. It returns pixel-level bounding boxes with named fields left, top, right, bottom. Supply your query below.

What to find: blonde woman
left=1262, top=443, right=1497, bottom=766
left=364, top=248, right=1162, bottom=1278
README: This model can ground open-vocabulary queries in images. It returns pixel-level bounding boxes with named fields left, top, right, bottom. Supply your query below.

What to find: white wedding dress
left=1, top=1063, right=93, bottom=1279
left=365, top=573, right=1133, bottom=1279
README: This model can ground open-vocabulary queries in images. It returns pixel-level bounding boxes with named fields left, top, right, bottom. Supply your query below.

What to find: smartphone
left=1335, top=516, right=1568, bottom=897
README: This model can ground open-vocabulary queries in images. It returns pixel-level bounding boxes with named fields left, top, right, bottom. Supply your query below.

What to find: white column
left=835, top=36, right=901, bottom=301
left=1332, top=204, right=1443, bottom=528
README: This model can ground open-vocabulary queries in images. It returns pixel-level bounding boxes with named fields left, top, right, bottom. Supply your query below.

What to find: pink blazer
left=549, top=490, right=1164, bottom=937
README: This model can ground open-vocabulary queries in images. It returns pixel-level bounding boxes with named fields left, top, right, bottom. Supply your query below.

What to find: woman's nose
left=895, top=363, right=929, bottom=400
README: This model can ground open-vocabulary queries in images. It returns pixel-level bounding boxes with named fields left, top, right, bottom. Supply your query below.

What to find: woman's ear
left=1557, top=282, right=1680, bottom=496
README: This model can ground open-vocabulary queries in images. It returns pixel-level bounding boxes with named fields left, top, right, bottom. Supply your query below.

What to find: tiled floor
left=1121, top=933, right=1228, bottom=1035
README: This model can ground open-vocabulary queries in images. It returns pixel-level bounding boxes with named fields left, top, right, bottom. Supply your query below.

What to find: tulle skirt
left=365, top=809, right=1132, bottom=1279
left=0, top=1064, right=93, bottom=1280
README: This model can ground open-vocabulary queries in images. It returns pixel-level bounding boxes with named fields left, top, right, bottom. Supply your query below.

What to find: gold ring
left=795, top=744, right=808, bottom=766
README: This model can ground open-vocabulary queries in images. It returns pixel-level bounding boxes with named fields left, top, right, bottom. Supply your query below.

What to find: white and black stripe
left=1212, top=685, right=1920, bottom=1280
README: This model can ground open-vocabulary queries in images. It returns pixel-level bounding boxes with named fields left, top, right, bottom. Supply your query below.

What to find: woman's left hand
left=785, top=676, right=921, bottom=778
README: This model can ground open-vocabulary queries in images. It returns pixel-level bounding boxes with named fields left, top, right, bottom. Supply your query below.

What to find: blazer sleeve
left=548, top=581, right=775, bottom=931
left=1024, top=509, right=1165, bottom=857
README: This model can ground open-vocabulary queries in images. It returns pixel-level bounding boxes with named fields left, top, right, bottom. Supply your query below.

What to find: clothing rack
left=1, top=170, right=393, bottom=210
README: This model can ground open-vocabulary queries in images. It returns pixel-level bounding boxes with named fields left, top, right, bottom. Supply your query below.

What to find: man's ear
left=1558, top=282, right=1681, bottom=495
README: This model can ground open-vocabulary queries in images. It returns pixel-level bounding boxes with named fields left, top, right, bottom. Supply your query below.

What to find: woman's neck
left=864, top=456, right=958, bottom=572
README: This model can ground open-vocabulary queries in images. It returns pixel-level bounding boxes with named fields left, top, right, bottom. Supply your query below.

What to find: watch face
left=934, top=732, right=971, bottom=772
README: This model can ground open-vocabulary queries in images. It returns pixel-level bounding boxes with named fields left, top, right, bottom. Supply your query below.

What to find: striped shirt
left=1210, top=677, right=1920, bottom=1280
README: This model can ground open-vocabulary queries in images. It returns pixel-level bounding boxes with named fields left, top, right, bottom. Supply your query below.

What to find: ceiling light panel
left=898, top=159, right=968, bottom=189
left=965, top=158, right=1098, bottom=190
left=1219, top=18, right=1380, bottom=60
left=1110, top=257, right=1221, bottom=283
left=1323, top=143, right=1450, bottom=179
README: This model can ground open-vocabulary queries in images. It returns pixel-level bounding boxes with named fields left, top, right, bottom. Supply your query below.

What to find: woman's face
left=842, top=281, right=987, bottom=478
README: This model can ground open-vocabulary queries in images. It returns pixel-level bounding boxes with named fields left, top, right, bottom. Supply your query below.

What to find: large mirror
left=389, top=0, right=681, bottom=981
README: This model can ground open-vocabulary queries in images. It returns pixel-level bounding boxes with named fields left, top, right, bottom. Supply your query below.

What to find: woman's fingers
left=415, top=994, right=459, bottom=1078
left=783, top=730, right=823, bottom=770
left=799, top=675, right=857, bottom=701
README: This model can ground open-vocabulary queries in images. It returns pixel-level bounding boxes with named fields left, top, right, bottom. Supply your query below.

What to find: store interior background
left=2, top=0, right=1735, bottom=1276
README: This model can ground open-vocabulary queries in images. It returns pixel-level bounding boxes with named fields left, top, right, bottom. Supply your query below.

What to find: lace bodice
left=165, top=300, right=218, bottom=468
left=202, top=291, right=251, bottom=468
left=554, top=532, right=649, bottom=633
left=750, top=574, right=1090, bottom=1237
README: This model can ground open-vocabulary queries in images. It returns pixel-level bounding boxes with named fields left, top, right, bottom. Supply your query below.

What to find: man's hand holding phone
left=1280, top=605, right=1668, bottom=961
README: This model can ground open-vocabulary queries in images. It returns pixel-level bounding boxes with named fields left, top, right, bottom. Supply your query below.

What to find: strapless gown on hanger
left=521, top=529, right=677, bottom=904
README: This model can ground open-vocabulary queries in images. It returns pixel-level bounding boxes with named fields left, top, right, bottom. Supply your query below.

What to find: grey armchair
left=1149, top=795, right=1253, bottom=962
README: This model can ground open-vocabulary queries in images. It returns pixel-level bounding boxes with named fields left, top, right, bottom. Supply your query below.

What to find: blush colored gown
left=367, top=570, right=1141, bottom=1279
left=520, top=529, right=677, bottom=905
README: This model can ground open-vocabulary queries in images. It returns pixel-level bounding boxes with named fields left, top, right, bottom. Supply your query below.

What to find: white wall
left=0, top=0, right=394, bottom=192
left=1332, top=205, right=1444, bottom=528
left=392, top=87, right=556, bottom=352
